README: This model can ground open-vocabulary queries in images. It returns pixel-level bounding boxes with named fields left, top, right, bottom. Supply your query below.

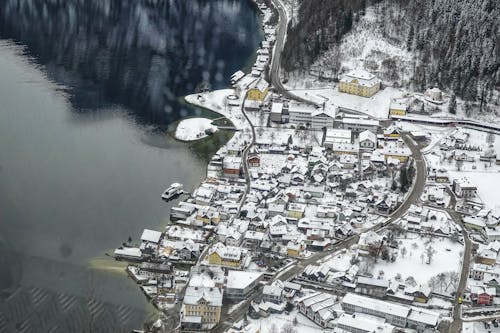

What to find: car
left=458, top=297, right=463, bottom=304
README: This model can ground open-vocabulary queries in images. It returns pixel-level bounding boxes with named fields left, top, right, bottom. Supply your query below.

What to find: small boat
left=161, top=183, right=183, bottom=201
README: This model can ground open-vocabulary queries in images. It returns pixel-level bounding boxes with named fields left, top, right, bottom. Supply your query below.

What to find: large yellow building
left=181, top=286, right=223, bottom=330
left=246, top=78, right=269, bottom=101
left=207, top=242, right=242, bottom=268
left=339, top=69, right=381, bottom=97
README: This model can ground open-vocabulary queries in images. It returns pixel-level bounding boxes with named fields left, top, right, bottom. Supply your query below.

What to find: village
left=111, top=1, right=500, bottom=333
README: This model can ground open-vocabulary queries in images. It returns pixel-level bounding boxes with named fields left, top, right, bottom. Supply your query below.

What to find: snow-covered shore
left=174, top=118, right=218, bottom=141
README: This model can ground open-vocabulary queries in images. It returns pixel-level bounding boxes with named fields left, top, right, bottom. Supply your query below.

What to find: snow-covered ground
left=290, top=86, right=405, bottom=120
left=424, top=128, right=500, bottom=210
left=448, top=171, right=500, bottom=211
left=247, top=309, right=326, bottom=333
left=175, top=118, right=217, bottom=141
left=184, top=89, right=251, bottom=131
left=372, top=234, right=462, bottom=287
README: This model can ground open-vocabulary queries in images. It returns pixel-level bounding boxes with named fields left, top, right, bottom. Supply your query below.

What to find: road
left=268, top=0, right=316, bottom=106
left=237, top=95, right=256, bottom=215
left=446, top=188, right=472, bottom=333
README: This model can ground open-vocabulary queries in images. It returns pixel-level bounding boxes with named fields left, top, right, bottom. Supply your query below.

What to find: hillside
left=282, top=0, right=500, bottom=108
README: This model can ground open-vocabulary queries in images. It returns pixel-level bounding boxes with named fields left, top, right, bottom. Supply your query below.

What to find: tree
left=448, top=94, right=457, bottom=114
left=405, top=276, right=417, bottom=287
left=401, top=246, right=407, bottom=257
left=406, top=25, right=414, bottom=51
left=456, top=159, right=464, bottom=171
left=425, top=245, right=436, bottom=264
left=399, top=167, right=408, bottom=191
left=281, top=323, right=297, bottom=333
left=268, top=323, right=278, bottom=333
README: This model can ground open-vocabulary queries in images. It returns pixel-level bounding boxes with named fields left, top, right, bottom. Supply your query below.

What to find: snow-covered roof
left=183, top=286, right=223, bottom=306
left=141, top=229, right=162, bottom=243
left=271, top=102, right=283, bottom=114
left=342, top=293, right=410, bottom=318
left=340, top=69, right=380, bottom=87
left=359, top=130, right=376, bottom=143
left=226, top=270, right=263, bottom=290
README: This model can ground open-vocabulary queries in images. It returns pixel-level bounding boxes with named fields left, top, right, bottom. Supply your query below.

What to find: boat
left=161, top=183, right=183, bottom=201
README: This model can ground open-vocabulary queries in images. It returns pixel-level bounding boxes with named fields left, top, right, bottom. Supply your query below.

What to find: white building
left=359, top=130, right=377, bottom=150
left=340, top=117, right=379, bottom=133
left=324, top=129, right=352, bottom=149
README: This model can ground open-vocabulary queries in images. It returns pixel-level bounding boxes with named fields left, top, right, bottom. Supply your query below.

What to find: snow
left=371, top=234, right=462, bottom=286
left=448, top=171, right=500, bottom=211
left=175, top=118, right=218, bottom=141
left=290, top=86, right=404, bottom=120
left=184, top=89, right=251, bottom=131
left=248, top=310, right=325, bottom=333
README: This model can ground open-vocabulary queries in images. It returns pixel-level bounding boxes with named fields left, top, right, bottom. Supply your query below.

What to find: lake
left=0, top=0, right=262, bottom=331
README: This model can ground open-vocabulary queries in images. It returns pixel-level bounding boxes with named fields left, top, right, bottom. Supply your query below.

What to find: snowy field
left=290, top=86, right=405, bottom=120
left=424, top=128, right=500, bottom=210
left=372, top=234, right=462, bottom=287
left=448, top=171, right=500, bottom=210
left=185, top=89, right=251, bottom=131
left=174, top=118, right=217, bottom=141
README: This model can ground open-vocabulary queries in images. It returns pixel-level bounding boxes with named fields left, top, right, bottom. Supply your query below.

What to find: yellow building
left=389, top=98, right=408, bottom=116
left=246, top=78, right=269, bottom=101
left=181, top=286, right=222, bottom=330
left=287, top=241, right=304, bottom=257
left=383, top=125, right=401, bottom=139
left=287, top=203, right=306, bottom=219
left=195, top=208, right=220, bottom=225
left=339, top=69, right=381, bottom=97
left=207, top=242, right=242, bottom=268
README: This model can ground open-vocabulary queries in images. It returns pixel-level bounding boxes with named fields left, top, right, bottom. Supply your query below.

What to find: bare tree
left=425, top=245, right=436, bottom=264
left=268, top=323, right=278, bottom=333
left=281, top=323, right=297, bottom=333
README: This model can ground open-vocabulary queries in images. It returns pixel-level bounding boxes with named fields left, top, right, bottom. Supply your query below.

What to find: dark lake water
left=0, top=0, right=262, bottom=332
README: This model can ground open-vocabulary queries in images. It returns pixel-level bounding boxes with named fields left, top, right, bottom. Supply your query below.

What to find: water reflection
left=0, top=0, right=261, bottom=127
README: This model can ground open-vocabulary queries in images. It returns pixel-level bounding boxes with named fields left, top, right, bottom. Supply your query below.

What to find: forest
left=282, top=0, right=500, bottom=105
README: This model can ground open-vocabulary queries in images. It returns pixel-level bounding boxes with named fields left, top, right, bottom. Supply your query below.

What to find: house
left=181, top=286, right=223, bottom=330
left=208, top=243, right=243, bottom=268
left=383, top=125, right=401, bottom=139
left=287, top=241, right=304, bottom=257
left=194, top=185, right=216, bottom=205
left=196, top=207, right=221, bottom=225
left=339, top=69, right=381, bottom=97
left=358, top=130, right=377, bottom=150
left=342, top=293, right=409, bottom=327
left=406, top=307, right=440, bottom=332
left=340, top=117, right=379, bottom=133
left=470, top=286, right=495, bottom=305
left=389, top=98, right=408, bottom=116
left=452, top=178, right=477, bottom=199
left=405, top=285, right=431, bottom=303
left=141, top=229, right=162, bottom=244
left=337, top=313, right=393, bottom=333
left=223, top=156, right=242, bottom=178
left=287, top=203, right=306, bottom=219
left=383, top=141, right=411, bottom=162
left=246, top=78, right=269, bottom=101
left=287, top=102, right=317, bottom=127
left=270, top=102, right=284, bottom=123
left=355, top=277, right=389, bottom=298
left=247, top=154, right=260, bottom=167
left=311, top=108, right=336, bottom=129
left=225, top=270, right=263, bottom=299
left=298, top=293, right=338, bottom=328
left=324, top=129, right=352, bottom=148
left=262, top=282, right=283, bottom=304
left=242, top=230, right=265, bottom=250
